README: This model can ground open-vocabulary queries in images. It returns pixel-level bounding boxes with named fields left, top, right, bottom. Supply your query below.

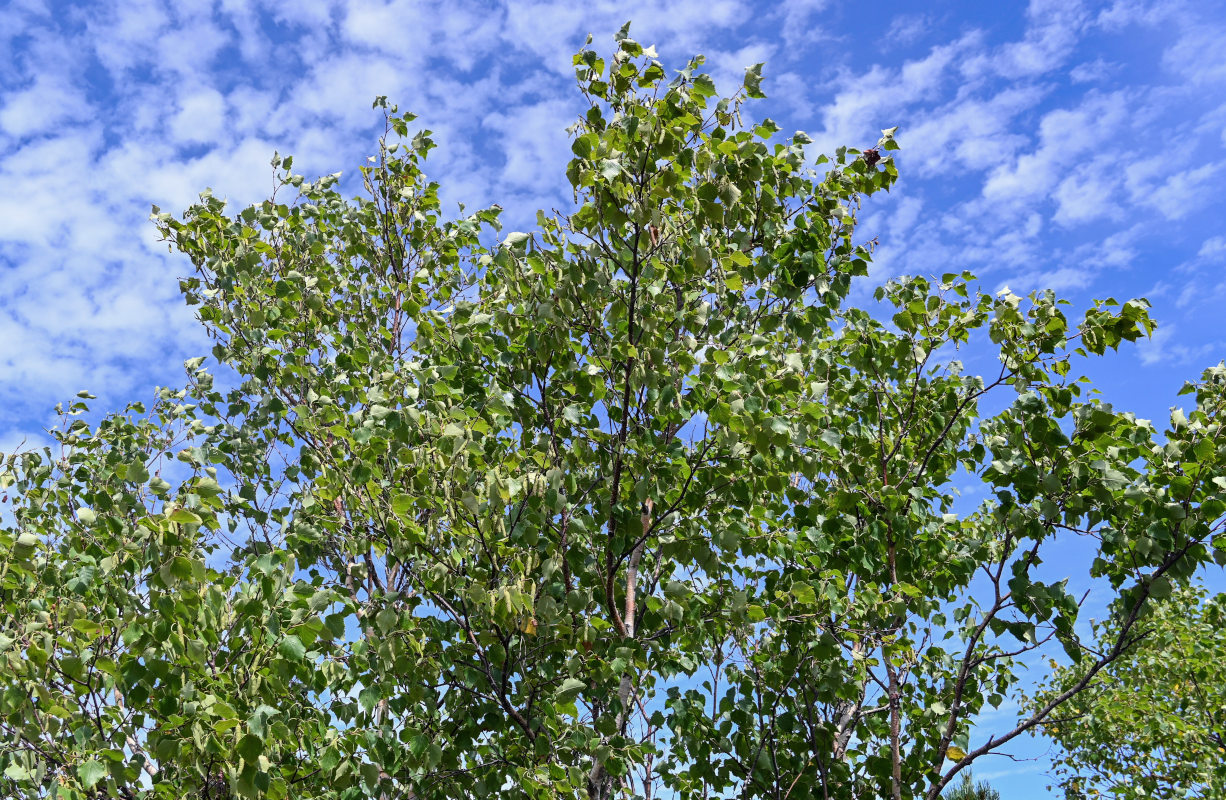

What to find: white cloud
left=502, top=0, right=750, bottom=76
left=169, top=87, right=228, bottom=145
left=283, top=53, right=410, bottom=132
left=342, top=0, right=501, bottom=72
left=1053, top=155, right=1124, bottom=225
left=807, top=32, right=981, bottom=156
left=142, top=137, right=284, bottom=212
left=999, top=223, right=1142, bottom=294
left=982, top=91, right=1129, bottom=207
left=0, top=74, right=88, bottom=139
left=1198, top=236, right=1226, bottom=260
left=706, top=42, right=777, bottom=98
left=956, top=0, right=1087, bottom=82
left=0, top=0, right=51, bottom=59
left=0, top=426, right=52, bottom=458
left=1135, top=324, right=1222, bottom=367
left=1084, top=224, right=1144, bottom=270
left=1174, top=236, right=1226, bottom=309
left=1132, top=161, right=1224, bottom=220
left=883, top=13, right=931, bottom=47
left=773, top=0, right=831, bottom=50
left=218, top=0, right=272, bottom=65
left=259, top=0, right=340, bottom=29
left=0, top=129, right=107, bottom=249
left=227, top=86, right=281, bottom=139
left=155, top=14, right=230, bottom=76
left=86, top=0, right=170, bottom=77
left=904, top=85, right=1045, bottom=177
left=1163, top=23, right=1226, bottom=85
left=763, top=71, right=812, bottom=116
left=0, top=0, right=1223, bottom=456
left=0, top=236, right=206, bottom=410
left=1127, top=323, right=1167, bottom=362
left=1096, top=0, right=1182, bottom=29
left=888, top=195, right=923, bottom=239
left=1069, top=58, right=1115, bottom=83
left=986, top=0, right=1088, bottom=79
left=482, top=97, right=576, bottom=198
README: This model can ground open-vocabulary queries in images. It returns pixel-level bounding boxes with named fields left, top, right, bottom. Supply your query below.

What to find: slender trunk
left=886, top=518, right=902, bottom=800
left=887, top=658, right=902, bottom=800
left=588, top=499, right=652, bottom=799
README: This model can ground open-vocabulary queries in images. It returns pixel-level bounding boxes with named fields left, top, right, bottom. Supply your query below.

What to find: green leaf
left=195, top=477, right=223, bottom=497
left=359, top=686, right=381, bottom=714
left=743, top=62, right=766, bottom=98
left=556, top=678, right=586, bottom=702
left=237, top=733, right=263, bottom=762
left=790, top=583, right=816, bottom=606
left=4, top=763, right=29, bottom=782
left=169, top=507, right=203, bottom=525
left=278, top=635, right=307, bottom=661
left=72, top=618, right=102, bottom=637
left=127, top=459, right=149, bottom=483
left=692, top=72, right=716, bottom=98
left=11, top=531, right=38, bottom=559
left=2, top=31, right=1215, bottom=800
left=77, top=759, right=107, bottom=789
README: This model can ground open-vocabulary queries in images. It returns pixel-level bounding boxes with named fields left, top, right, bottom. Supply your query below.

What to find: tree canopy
left=3, top=28, right=1225, bottom=800
left=1034, top=583, right=1226, bottom=799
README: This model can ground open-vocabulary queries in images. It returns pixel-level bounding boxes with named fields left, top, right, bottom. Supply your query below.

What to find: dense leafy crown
left=1034, top=583, right=1226, bottom=799
left=3, top=28, right=1224, bottom=800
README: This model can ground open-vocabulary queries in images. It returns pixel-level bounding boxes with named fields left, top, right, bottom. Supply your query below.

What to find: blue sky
left=2, top=0, right=1225, bottom=795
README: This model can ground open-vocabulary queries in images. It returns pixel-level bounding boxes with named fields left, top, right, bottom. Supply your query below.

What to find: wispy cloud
left=1137, top=325, right=1224, bottom=367
left=883, top=13, right=932, bottom=47
left=1, top=0, right=1224, bottom=437
left=982, top=90, right=1131, bottom=207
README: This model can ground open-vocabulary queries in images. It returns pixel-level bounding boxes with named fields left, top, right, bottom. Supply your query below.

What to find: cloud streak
left=1, top=0, right=1224, bottom=449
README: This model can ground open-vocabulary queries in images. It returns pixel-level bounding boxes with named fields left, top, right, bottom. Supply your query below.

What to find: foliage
left=944, top=772, right=1000, bottom=800
left=1034, top=583, right=1226, bottom=799
left=3, top=26, right=1225, bottom=800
